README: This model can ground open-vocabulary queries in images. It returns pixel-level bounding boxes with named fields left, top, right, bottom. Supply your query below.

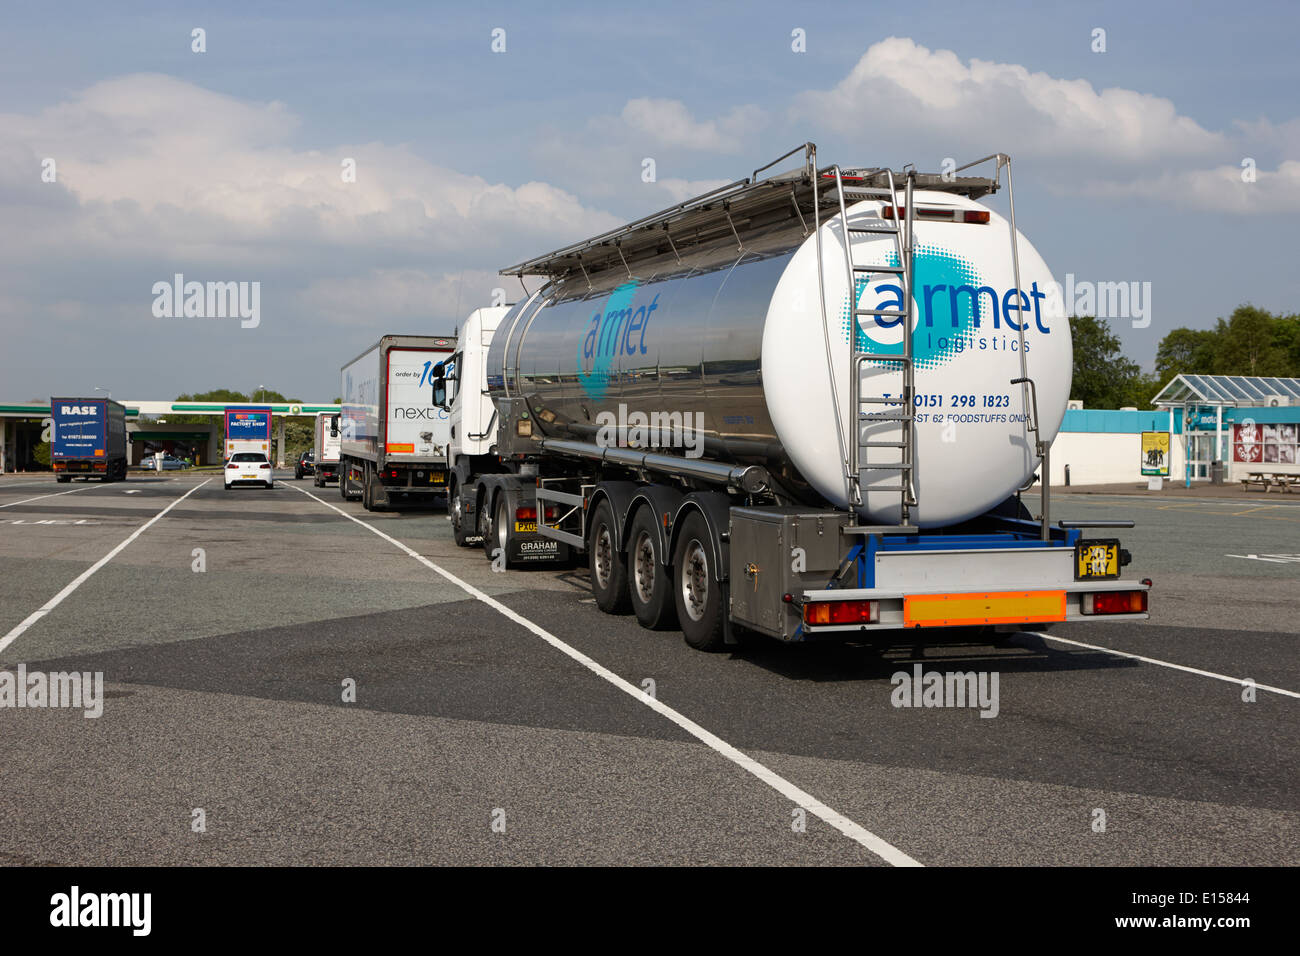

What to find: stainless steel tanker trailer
left=434, top=144, right=1150, bottom=651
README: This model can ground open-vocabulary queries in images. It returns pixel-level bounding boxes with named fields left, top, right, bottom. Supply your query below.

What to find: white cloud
left=295, top=268, right=510, bottom=327
left=0, top=73, right=620, bottom=264
left=796, top=37, right=1225, bottom=164
left=1081, top=160, right=1300, bottom=213
left=620, top=98, right=765, bottom=151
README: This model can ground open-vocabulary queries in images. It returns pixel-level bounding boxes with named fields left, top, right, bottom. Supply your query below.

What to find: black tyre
left=587, top=499, right=630, bottom=614
left=672, top=512, right=726, bottom=651
left=481, top=492, right=511, bottom=568
left=628, top=506, right=676, bottom=630
left=57, top=476, right=71, bottom=484
left=450, top=483, right=475, bottom=547
left=363, top=468, right=380, bottom=511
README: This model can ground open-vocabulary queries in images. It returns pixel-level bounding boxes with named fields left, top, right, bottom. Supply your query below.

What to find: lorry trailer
left=435, top=144, right=1150, bottom=650
left=50, top=397, right=127, bottom=482
left=313, top=411, right=342, bottom=486
left=339, top=334, right=456, bottom=511
left=224, top=406, right=273, bottom=461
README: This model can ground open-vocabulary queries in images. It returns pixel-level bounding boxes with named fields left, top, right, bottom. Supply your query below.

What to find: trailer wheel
left=57, top=476, right=71, bottom=484
left=481, top=492, right=513, bottom=568
left=672, top=512, right=726, bottom=651
left=588, top=499, right=630, bottom=614
left=628, top=507, right=676, bottom=630
left=363, top=467, right=384, bottom=512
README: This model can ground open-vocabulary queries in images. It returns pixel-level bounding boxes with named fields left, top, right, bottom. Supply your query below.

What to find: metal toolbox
left=728, top=507, right=852, bottom=640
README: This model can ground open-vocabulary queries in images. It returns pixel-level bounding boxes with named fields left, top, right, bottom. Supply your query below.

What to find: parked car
left=142, top=454, right=189, bottom=471
left=294, top=450, right=315, bottom=480
left=225, top=452, right=274, bottom=489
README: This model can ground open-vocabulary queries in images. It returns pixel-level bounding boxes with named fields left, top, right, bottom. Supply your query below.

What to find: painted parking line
left=0, top=480, right=210, bottom=657
left=1028, top=632, right=1299, bottom=699
left=287, top=482, right=922, bottom=867
left=0, top=485, right=94, bottom=509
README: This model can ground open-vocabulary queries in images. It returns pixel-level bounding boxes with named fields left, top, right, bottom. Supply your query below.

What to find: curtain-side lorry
left=50, top=397, right=127, bottom=482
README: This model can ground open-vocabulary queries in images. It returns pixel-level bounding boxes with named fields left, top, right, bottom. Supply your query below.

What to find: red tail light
left=1081, top=590, right=1148, bottom=615
left=259, top=463, right=271, bottom=469
left=803, top=600, right=878, bottom=625
left=881, top=205, right=989, bottom=224
left=226, top=463, right=238, bottom=469
left=516, top=506, right=536, bottom=521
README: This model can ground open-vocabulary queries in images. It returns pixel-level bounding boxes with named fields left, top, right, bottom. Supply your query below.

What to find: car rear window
left=231, top=453, right=266, bottom=462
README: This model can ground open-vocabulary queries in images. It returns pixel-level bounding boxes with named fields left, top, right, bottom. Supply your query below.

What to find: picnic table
left=1273, top=473, right=1300, bottom=493
left=1242, top=472, right=1300, bottom=492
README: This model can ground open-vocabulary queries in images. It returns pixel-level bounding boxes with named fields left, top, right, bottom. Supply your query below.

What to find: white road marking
left=1027, top=632, right=1299, bottom=699
left=1225, top=553, right=1300, bottom=564
left=0, top=485, right=93, bottom=509
left=0, top=480, right=210, bottom=656
left=288, top=483, right=921, bottom=867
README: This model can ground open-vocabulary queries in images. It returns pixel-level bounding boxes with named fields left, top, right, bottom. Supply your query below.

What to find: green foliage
left=1069, top=315, right=1148, bottom=408
left=33, top=441, right=51, bottom=467
left=1149, top=305, right=1300, bottom=401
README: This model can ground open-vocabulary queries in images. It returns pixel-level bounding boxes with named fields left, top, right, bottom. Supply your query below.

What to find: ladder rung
left=856, top=484, right=908, bottom=492
left=854, top=353, right=912, bottom=363
left=852, top=264, right=905, bottom=274
left=860, top=464, right=912, bottom=471
left=859, top=397, right=907, bottom=404
left=859, top=412, right=913, bottom=421
left=841, top=187, right=897, bottom=197
left=861, top=441, right=908, bottom=448
left=847, top=226, right=899, bottom=235
left=855, top=308, right=907, bottom=318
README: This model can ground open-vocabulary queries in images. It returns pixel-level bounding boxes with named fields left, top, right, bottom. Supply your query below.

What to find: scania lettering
left=435, top=146, right=1149, bottom=650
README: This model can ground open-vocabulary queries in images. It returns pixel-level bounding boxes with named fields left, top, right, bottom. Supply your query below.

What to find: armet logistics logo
left=846, top=245, right=1053, bottom=369
left=577, top=280, right=659, bottom=400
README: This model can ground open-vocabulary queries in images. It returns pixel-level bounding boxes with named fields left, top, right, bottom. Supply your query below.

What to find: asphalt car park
left=0, top=474, right=1295, bottom=865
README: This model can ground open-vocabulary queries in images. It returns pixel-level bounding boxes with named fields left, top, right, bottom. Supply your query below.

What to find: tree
left=1212, top=305, right=1290, bottom=376
left=1154, top=327, right=1218, bottom=381
left=1069, top=315, right=1144, bottom=408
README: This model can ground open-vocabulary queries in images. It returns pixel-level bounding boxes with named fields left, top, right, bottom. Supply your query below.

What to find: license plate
left=514, top=521, right=537, bottom=533
left=1075, top=540, right=1120, bottom=580
left=430, top=472, right=446, bottom=485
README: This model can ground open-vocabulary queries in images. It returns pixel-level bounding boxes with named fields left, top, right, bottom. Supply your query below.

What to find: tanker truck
left=434, top=145, right=1150, bottom=651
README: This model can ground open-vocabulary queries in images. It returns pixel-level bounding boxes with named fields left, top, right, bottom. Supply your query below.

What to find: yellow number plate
left=1075, top=541, right=1120, bottom=580
left=514, top=521, right=537, bottom=533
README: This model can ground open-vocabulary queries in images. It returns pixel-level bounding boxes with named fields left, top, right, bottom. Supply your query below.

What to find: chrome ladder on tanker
left=814, top=151, right=1047, bottom=538
left=814, top=160, right=919, bottom=532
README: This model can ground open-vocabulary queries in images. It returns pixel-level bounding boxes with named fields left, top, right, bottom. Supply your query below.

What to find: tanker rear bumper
left=798, top=577, right=1150, bottom=635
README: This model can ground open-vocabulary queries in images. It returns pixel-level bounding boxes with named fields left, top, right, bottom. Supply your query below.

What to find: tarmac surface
left=0, top=473, right=1295, bottom=865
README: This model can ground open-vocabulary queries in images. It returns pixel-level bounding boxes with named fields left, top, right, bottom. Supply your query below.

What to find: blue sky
left=1, top=0, right=1297, bottom=401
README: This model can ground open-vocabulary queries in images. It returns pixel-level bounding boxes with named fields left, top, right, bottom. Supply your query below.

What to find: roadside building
left=1050, top=375, right=1300, bottom=486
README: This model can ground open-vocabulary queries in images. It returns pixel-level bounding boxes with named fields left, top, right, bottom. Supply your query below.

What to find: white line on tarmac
left=287, top=483, right=922, bottom=867
left=1027, top=632, right=1299, bottom=699
left=0, top=480, right=210, bottom=656
left=0, top=485, right=94, bottom=509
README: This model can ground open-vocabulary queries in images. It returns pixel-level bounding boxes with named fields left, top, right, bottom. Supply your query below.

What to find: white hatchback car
left=225, top=452, right=274, bottom=489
